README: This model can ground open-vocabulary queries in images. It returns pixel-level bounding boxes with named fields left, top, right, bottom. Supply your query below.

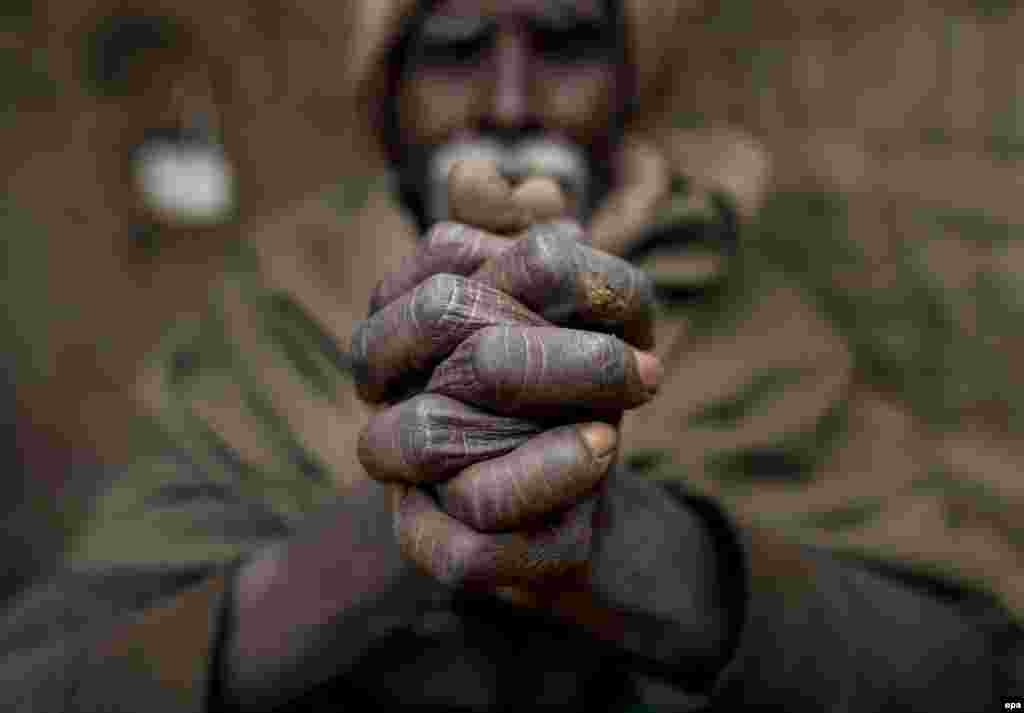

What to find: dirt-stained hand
left=352, top=159, right=662, bottom=589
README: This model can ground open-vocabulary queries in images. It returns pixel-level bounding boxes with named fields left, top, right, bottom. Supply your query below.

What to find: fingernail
left=634, top=350, right=664, bottom=395
left=579, top=422, right=618, bottom=459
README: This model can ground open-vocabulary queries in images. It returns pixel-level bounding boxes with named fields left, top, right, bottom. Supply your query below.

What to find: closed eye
left=529, top=19, right=613, bottom=63
left=417, top=33, right=492, bottom=65
left=414, top=16, right=495, bottom=66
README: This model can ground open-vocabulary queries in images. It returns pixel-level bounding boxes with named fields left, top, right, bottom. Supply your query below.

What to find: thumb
left=448, top=159, right=572, bottom=235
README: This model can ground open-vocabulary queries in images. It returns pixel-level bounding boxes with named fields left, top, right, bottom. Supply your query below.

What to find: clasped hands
left=352, top=161, right=663, bottom=596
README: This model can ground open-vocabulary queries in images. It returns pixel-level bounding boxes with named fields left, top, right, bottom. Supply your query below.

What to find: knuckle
left=472, top=325, right=525, bottom=384
left=412, top=273, right=464, bottom=329
left=429, top=531, right=474, bottom=586
left=348, top=320, right=373, bottom=385
left=390, top=398, right=426, bottom=470
left=448, top=534, right=494, bottom=586
left=522, top=225, right=578, bottom=284
left=402, top=396, right=443, bottom=467
left=399, top=395, right=506, bottom=480
left=423, top=222, right=493, bottom=273
left=422, top=221, right=466, bottom=253
left=443, top=479, right=498, bottom=533
left=396, top=499, right=458, bottom=583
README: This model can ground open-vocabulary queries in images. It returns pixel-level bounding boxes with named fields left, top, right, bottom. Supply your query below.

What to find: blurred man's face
left=392, top=0, right=629, bottom=227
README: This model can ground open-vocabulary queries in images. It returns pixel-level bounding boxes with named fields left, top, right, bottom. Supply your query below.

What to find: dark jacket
left=2, top=446, right=1019, bottom=712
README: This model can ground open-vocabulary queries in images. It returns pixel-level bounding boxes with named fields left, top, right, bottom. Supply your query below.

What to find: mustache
left=426, top=137, right=590, bottom=223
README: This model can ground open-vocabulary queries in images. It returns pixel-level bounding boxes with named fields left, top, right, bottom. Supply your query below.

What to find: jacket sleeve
left=0, top=452, right=282, bottom=713
left=664, top=484, right=1024, bottom=712
left=2, top=564, right=235, bottom=712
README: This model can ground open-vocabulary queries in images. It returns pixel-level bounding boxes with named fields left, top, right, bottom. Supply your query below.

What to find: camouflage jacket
left=2, top=173, right=1023, bottom=710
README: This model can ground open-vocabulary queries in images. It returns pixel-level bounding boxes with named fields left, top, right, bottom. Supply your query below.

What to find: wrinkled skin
left=352, top=169, right=663, bottom=590
left=355, top=0, right=660, bottom=597
left=227, top=5, right=735, bottom=703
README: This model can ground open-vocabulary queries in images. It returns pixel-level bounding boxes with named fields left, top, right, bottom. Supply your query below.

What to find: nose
left=485, top=30, right=534, bottom=133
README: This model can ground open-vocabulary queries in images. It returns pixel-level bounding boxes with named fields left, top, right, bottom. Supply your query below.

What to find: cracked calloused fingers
left=394, top=483, right=600, bottom=588
left=470, top=222, right=657, bottom=350
left=434, top=423, right=616, bottom=532
left=368, top=221, right=513, bottom=315
left=358, top=393, right=542, bottom=485
left=426, top=326, right=662, bottom=419
left=368, top=219, right=656, bottom=349
left=351, top=274, right=549, bottom=404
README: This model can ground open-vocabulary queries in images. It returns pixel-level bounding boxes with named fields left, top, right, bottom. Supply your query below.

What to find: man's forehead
left=424, top=0, right=607, bottom=23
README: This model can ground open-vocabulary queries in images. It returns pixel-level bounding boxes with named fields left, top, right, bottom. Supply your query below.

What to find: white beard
left=425, top=136, right=591, bottom=225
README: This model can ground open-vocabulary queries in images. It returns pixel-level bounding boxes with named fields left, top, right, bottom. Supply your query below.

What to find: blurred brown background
left=3, top=1, right=1023, bottom=608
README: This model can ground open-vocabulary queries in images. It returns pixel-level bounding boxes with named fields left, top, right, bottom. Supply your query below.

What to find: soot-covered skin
left=434, top=423, right=617, bottom=533
left=426, top=325, right=657, bottom=419
left=367, top=222, right=512, bottom=316
left=357, top=393, right=543, bottom=485
left=351, top=221, right=658, bottom=404
left=352, top=274, right=550, bottom=404
left=352, top=184, right=662, bottom=590
left=470, top=223, right=656, bottom=350
left=393, top=481, right=603, bottom=588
